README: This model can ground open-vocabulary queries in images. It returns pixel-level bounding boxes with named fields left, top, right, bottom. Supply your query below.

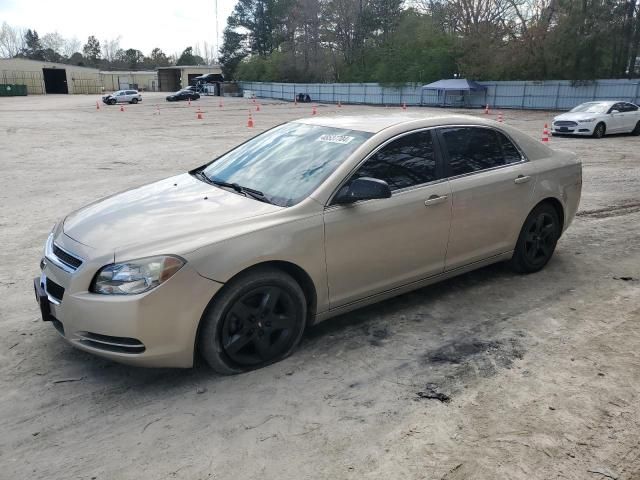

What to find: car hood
left=63, top=173, right=282, bottom=256
left=554, top=111, right=602, bottom=121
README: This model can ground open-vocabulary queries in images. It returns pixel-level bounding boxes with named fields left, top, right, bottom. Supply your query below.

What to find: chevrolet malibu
left=34, top=114, right=582, bottom=374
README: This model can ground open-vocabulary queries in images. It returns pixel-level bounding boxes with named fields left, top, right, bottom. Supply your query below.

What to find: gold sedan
left=34, top=114, right=582, bottom=374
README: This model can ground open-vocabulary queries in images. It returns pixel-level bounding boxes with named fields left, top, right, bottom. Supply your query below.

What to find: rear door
left=324, top=129, right=452, bottom=307
left=437, top=126, right=537, bottom=270
left=621, top=103, right=639, bottom=132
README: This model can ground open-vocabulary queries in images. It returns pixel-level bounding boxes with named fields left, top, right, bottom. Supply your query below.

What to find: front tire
left=198, top=267, right=307, bottom=375
left=131, top=98, right=138, bottom=104
left=510, top=203, right=561, bottom=273
left=632, top=121, right=640, bottom=136
left=592, top=122, right=606, bottom=138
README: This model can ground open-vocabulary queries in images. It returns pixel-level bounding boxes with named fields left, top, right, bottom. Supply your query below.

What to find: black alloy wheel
left=523, top=212, right=556, bottom=265
left=199, top=268, right=306, bottom=374
left=221, top=286, right=297, bottom=366
left=511, top=203, right=560, bottom=273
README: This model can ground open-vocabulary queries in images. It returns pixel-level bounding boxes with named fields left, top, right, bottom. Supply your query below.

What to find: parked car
left=102, top=90, right=142, bottom=105
left=552, top=100, right=640, bottom=138
left=166, top=90, right=200, bottom=102
left=35, top=114, right=582, bottom=374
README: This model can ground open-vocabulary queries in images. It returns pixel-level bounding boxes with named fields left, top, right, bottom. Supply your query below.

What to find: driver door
left=323, top=129, right=452, bottom=308
left=608, top=102, right=626, bottom=133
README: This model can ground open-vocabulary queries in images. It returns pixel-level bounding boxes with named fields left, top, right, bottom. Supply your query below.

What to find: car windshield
left=570, top=102, right=610, bottom=113
left=202, top=123, right=372, bottom=206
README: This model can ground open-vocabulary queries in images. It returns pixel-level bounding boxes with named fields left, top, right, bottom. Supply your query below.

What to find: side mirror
left=610, top=109, right=620, bottom=114
left=334, top=177, right=392, bottom=205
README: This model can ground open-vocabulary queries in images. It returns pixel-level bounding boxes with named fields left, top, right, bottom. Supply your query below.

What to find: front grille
left=45, top=277, right=65, bottom=302
left=76, top=331, right=146, bottom=354
left=52, top=244, right=83, bottom=270
left=554, top=121, right=578, bottom=127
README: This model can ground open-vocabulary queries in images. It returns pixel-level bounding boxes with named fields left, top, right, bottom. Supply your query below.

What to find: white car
left=551, top=101, right=640, bottom=138
left=102, top=90, right=142, bottom=105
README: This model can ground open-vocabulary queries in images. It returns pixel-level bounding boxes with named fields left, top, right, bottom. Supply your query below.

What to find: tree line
left=220, top=0, right=640, bottom=83
left=0, top=22, right=216, bottom=70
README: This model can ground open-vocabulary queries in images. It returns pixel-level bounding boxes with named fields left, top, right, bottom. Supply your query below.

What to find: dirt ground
left=1, top=93, right=639, bottom=480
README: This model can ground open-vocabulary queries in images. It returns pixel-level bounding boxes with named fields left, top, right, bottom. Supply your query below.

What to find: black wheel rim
left=221, top=286, right=297, bottom=367
left=524, top=213, right=556, bottom=264
left=596, top=125, right=604, bottom=137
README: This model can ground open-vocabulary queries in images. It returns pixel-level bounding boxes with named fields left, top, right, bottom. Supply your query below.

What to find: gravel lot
left=1, top=93, right=639, bottom=480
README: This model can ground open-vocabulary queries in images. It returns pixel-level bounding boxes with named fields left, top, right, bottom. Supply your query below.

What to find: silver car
left=34, top=114, right=582, bottom=374
left=102, top=89, right=142, bottom=105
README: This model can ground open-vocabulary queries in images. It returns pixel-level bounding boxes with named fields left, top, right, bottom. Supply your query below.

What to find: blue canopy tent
left=422, top=79, right=487, bottom=107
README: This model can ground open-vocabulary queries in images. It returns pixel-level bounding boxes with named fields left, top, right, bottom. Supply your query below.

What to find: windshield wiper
left=196, top=172, right=274, bottom=205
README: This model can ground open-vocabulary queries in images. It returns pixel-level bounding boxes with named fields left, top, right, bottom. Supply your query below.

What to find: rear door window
left=439, top=127, right=505, bottom=176
left=496, top=131, right=523, bottom=164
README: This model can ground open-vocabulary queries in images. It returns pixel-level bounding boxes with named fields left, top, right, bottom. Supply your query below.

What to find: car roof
left=294, top=113, right=502, bottom=133
left=580, top=101, right=616, bottom=106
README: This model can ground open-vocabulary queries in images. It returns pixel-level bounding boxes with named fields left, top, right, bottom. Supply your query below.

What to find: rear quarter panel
left=531, top=149, right=582, bottom=232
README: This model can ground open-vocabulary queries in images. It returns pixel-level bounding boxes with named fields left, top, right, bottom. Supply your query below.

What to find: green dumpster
left=0, top=84, right=28, bottom=96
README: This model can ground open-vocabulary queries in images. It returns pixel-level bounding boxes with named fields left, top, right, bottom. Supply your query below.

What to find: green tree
left=21, top=29, right=44, bottom=60
left=82, top=35, right=101, bottom=65
left=176, top=46, right=205, bottom=65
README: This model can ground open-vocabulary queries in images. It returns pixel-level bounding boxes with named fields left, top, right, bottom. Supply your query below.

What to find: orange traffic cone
left=402, top=102, right=407, bottom=110
left=188, top=98, right=192, bottom=107
left=312, top=105, right=317, bottom=115
left=155, top=105, right=160, bottom=115
left=196, top=108, right=203, bottom=120
left=542, top=123, right=550, bottom=142
left=338, top=101, right=342, bottom=108
left=256, top=103, right=260, bottom=112
left=497, top=112, right=504, bottom=123
left=294, top=97, right=298, bottom=107
left=96, top=101, right=100, bottom=110
left=120, top=105, right=125, bottom=112
left=218, top=98, right=224, bottom=108
left=247, top=112, right=254, bottom=128
left=484, top=104, right=489, bottom=114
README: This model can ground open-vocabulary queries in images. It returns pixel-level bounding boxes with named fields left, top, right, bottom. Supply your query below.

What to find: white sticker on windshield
left=317, top=134, right=355, bottom=144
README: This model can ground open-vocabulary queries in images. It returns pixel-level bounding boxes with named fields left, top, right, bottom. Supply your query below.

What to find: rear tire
left=632, top=121, right=640, bottom=136
left=510, top=203, right=561, bottom=274
left=592, top=122, right=606, bottom=138
left=198, top=267, right=307, bottom=375
left=109, top=99, right=116, bottom=105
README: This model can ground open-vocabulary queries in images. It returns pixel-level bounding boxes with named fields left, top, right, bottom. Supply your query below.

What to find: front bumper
left=36, top=243, right=223, bottom=368
left=551, top=123, right=595, bottom=135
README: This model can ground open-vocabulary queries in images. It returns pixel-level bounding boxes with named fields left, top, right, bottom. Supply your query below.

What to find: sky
left=0, top=0, right=236, bottom=59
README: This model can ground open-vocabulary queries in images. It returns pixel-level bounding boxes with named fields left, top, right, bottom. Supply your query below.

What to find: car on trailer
left=35, top=114, right=582, bottom=374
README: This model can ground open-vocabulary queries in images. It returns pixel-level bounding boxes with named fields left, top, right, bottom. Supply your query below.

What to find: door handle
left=424, top=194, right=448, bottom=206
left=514, top=175, right=531, bottom=184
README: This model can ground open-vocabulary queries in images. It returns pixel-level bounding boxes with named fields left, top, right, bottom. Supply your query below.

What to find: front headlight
left=91, top=255, right=185, bottom=295
left=578, top=118, right=596, bottom=123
